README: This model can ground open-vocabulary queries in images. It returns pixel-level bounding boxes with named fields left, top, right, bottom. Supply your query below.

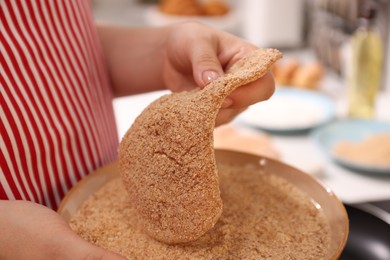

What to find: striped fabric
left=1, top=0, right=118, bottom=209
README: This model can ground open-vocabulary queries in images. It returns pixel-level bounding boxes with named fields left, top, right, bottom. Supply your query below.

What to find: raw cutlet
left=118, top=48, right=283, bottom=244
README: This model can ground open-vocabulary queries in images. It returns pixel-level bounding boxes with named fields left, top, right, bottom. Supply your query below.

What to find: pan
left=340, top=202, right=390, bottom=260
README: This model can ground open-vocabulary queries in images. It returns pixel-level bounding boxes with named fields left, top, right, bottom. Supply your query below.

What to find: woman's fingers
left=63, top=231, right=126, bottom=260
left=225, top=72, right=275, bottom=109
left=215, top=107, right=248, bottom=126
left=187, top=33, right=224, bottom=88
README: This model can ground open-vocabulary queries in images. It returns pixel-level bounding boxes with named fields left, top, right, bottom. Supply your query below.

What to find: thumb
left=190, top=41, right=224, bottom=88
left=77, top=244, right=126, bottom=260
left=62, top=230, right=126, bottom=260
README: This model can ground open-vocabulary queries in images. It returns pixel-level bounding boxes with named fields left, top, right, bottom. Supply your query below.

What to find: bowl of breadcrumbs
left=58, top=49, right=348, bottom=259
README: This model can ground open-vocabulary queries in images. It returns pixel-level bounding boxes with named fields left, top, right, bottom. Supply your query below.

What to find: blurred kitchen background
left=91, top=0, right=390, bottom=96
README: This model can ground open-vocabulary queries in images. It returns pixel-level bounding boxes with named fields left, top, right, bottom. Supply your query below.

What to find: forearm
left=97, top=24, right=170, bottom=96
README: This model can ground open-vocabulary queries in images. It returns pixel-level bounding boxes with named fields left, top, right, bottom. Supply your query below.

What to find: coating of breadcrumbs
left=118, top=48, right=282, bottom=243
left=70, top=162, right=330, bottom=260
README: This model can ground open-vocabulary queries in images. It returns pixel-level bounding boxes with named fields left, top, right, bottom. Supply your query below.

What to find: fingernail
left=221, top=97, right=233, bottom=108
left=202, top=70, right=220, bottom=86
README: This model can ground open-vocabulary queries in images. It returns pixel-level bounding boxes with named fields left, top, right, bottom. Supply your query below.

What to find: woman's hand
left=98, top=22, right=275, bottom=126
left=0, top=200, right=125, bottom=260
left=162, top=23, right=275, bottom=125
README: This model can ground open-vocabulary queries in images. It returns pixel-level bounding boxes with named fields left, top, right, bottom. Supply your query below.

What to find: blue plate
left=238, top=88, right=336, bottom=133
left=311, top=120, right=390, bottom=174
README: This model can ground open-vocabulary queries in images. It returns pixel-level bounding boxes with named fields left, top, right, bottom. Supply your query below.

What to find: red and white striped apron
left=1, top=0, right=118, bottom=209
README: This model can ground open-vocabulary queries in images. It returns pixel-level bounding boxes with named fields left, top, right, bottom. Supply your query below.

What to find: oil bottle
left=347, top=2, right=383, bottom=118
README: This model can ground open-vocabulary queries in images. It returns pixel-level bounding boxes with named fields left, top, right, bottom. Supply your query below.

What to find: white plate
left=311, top=120, right=390, bottom=174
left=238, top=87, right=336, bottom=133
